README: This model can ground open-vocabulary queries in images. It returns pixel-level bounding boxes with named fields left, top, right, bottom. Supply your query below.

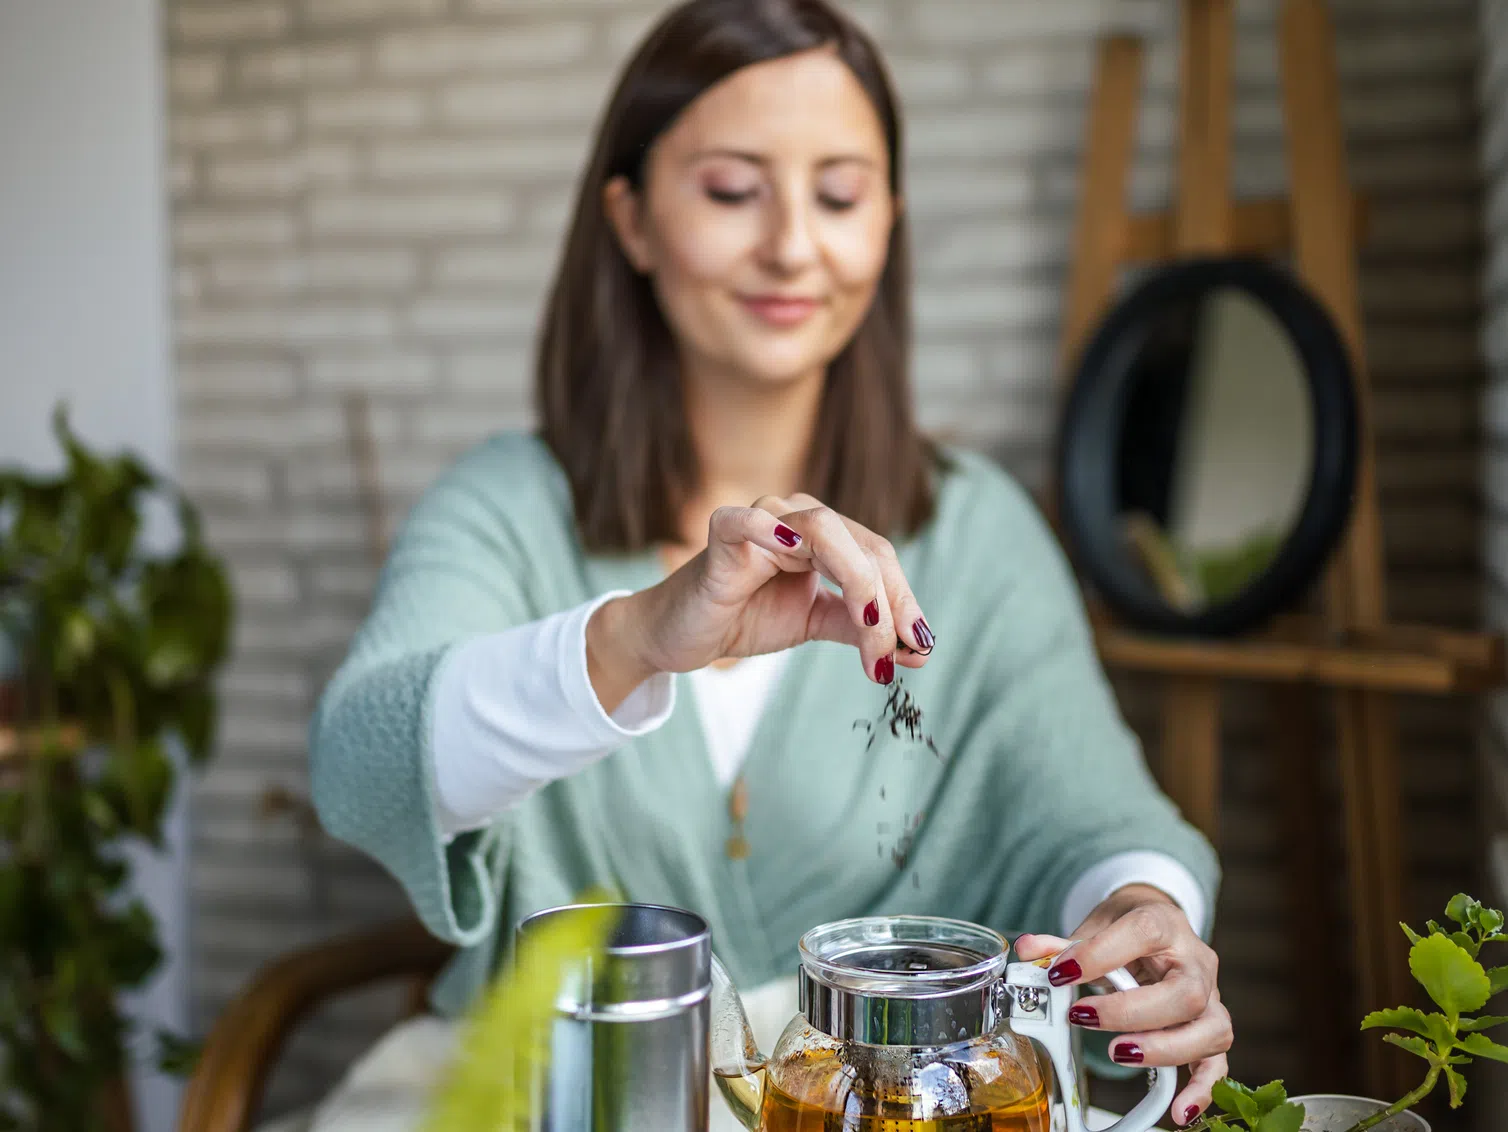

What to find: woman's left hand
left=1014, top=885, right=1231, bottom=1129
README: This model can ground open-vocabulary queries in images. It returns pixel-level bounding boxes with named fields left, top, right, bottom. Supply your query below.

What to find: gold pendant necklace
left=725, top=774, right=750, bottom=860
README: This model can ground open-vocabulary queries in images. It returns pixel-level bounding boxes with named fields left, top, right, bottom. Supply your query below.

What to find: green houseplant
left=0, top=408, right=232, bottom=1132
left=1189, top=892, right=1508, bottom=1132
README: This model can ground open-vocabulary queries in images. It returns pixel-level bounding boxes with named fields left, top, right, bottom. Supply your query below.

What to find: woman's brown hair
left=536, top=0, right=936, bottom=552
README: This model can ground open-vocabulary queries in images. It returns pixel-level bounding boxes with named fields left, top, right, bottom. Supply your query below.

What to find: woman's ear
left=603, top=175, right=654, bottom=274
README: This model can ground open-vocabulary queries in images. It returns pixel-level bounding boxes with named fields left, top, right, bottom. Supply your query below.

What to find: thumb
left=1014, top=933, right=1073, bottom=963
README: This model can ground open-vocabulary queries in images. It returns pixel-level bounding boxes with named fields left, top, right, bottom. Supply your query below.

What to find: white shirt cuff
left=1060, top=851, right=1210, bottom=939
left=430, top=590, right=676, bottom=838
left=561, top=591, right=676, bottom=743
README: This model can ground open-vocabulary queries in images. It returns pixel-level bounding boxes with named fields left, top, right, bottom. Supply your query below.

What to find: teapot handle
left=1006, top=962, right=1176, bottom=1132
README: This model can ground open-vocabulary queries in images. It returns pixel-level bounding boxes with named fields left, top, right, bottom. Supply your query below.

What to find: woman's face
left=605, top=48, right=897, bottom=390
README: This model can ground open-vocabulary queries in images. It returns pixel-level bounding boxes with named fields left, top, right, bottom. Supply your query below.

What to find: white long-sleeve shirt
left=429, top=592, right=1208, bottom=938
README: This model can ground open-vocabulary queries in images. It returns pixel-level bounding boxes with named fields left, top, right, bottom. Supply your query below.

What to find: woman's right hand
left=586, top=493, right=935, bottom=711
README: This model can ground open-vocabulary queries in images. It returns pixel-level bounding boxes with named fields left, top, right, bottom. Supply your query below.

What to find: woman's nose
left=760, top=192, right=819, bottom=275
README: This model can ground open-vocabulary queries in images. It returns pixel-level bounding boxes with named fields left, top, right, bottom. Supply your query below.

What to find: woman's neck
left=672, top=363, right=825, bottom=556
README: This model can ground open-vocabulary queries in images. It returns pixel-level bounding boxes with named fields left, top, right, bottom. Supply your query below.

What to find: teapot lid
left=797, top=916, right=1009, bottom=1046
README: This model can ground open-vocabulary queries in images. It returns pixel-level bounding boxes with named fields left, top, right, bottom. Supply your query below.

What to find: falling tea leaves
left=856, top=675, right=942, bottom=874
left=852, top=676, right=941, bottom=759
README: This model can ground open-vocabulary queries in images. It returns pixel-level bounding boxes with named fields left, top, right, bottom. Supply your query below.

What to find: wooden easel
left=1055, top=0, right=1505, bottom=1098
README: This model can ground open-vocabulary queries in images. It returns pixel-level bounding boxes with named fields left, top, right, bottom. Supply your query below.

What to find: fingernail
left=1112, top=1042, right=1144, bottom=1065
left=912, top=618, right=935, bottom=653
left=863, top=599, right=880, bottom=627
left=1068, top=1004, right=1099, bottom=1027
left=774, top=524, right=801, bottom=548
left=875, top=654, right=894, bottom=684
left=1182, top=1106, right=1201, bottom=1126
left=1047, top=958, right=1081, bottom=987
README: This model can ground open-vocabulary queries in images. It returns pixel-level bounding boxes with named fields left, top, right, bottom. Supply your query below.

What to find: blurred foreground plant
left=421, top=898, right=622, bottom=1132
left=0, top=407, right=231, bottom=1132
left=1187, top=893, right=1508, bottom=1132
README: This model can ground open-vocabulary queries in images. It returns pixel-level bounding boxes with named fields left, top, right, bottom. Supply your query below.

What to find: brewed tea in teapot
left=711, top=916, right=1173, bottom=1132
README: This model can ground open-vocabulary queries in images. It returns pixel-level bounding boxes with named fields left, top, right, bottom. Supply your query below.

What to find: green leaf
left=1250, top=1081, right=1288, bottom=1115
left=1490, top=966, right=1508, bottom=996
left=1458, top=1014, right=1508, bottom=1031
left=40, top=997, right=86, bottom=1060
left=102, top=901, right=161, bottom=987
left=1484, top=908, right=1507, bottom=935
left=421, top=902, right=620, bottom=1132
left=155, top=1030, right=201, bottom=1076
left=1458, top=1032, right=1508, bottom=1063
left=1383, top=1034, right=1435, bottom=1060
left=1361, top=1006, right=1433, bottom=1039
left=174, top=682, right=216, bottom=763
left=1427, top=920, right=1447, bottom=937
left=1410, top=933, right=1492, bottom=1015
left=1211, top=1080, right=1260, bottom=1125
left=1449, top=931, right=1479, bottom=957
left=1401, top=922, right=1424, bottom=945
left=1445, top=1065, right=1468, bottom=1107
left=1253, top=1102, right=1304, bottom=1132
left=1447, top=894, right=1476, bottom=927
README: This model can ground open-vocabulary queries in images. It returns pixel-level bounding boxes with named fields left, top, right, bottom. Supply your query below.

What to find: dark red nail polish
left=1182, top=1106, right=1201, bottom=1126
left=774, top=524, right=801, bottom=547
left=863, top=599, right=880, bottom=627
left=912, top=618, right=935, bottom=653
left=1068, top=1004, right=1099, bottom=1027
left=1047, top=958, right=1081, bottom=987
left=875, top=654, right=894, bottom=684
left=1112, top=1042, right=1144, bottom=1065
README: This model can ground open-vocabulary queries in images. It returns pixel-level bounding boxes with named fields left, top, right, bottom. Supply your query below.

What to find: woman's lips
left=740, top=295, right=821, bottom=328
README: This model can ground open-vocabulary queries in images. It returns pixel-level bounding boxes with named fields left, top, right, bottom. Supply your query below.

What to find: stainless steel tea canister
left=517, top=902, right=713, bottom=1132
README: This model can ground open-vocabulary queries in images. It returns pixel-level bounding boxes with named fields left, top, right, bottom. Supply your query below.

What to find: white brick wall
left=166, top=0, right=1486, bottom=1116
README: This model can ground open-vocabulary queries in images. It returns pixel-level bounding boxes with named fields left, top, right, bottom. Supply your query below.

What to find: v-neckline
left=579, top=543, right=807, bottom=977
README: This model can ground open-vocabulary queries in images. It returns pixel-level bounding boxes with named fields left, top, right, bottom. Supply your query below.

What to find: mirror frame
left=1053, top=255, right=1360, bottom=638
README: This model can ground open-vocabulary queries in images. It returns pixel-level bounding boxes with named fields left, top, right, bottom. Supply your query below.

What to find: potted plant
left=0, top=407, right=232, bottom=1132
left=1189, top=893, right=1508, bottom=1132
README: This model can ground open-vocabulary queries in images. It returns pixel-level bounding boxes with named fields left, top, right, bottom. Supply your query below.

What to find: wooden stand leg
left=1280, top=0, right=1411, bottom=1097
left=1335, top=692, right=1411, bottom=1093
left=1058, top=36, right=1144, bottom=378
left=1162, top=676, right=1222, bottom=843
left=1271, top=684, right=1349, bottom=1091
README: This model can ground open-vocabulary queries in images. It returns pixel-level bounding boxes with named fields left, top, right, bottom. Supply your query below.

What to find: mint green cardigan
left=309, top=433, right=1219, bottom=1017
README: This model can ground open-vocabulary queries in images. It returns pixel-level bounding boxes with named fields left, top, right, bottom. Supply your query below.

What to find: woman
left=310, top=0, right=1229, bottom=1124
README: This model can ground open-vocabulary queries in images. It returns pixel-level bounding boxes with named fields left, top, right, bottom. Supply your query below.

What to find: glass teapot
left=710, top=916, right=1174, bottom=1132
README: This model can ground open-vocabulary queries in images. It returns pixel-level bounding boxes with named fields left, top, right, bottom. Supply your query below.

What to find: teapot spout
left=709, top=954, right=765, bottom=1130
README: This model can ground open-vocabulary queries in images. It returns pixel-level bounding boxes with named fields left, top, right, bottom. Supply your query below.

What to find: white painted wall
left=0, top=2, right=184, bottom=1129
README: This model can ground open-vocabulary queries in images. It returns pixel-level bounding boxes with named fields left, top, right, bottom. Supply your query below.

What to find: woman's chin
left=720, top=343, right=834, bottom=390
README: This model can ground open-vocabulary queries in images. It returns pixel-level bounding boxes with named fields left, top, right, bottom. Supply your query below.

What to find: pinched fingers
left=775, top=493, right=934, bottom=668
left=756, top=496, right=897, bottom=684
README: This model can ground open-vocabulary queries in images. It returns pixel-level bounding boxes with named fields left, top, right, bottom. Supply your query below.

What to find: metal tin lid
left=797, top=916, right=1009, bottom=1046
left=517, top=902, right=712, bottom=1022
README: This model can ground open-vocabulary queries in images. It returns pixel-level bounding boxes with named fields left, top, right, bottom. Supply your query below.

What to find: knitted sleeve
left=308, top=449, right=535, bottom=946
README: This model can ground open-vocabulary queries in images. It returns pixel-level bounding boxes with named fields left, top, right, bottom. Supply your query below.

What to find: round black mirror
left=1054, top=256, right=1359, bottom=638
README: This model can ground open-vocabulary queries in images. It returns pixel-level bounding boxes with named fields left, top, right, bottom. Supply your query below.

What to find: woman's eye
left=818, top=193, right=858, bottom=212
left=706, top=186, right=758, bottom=205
